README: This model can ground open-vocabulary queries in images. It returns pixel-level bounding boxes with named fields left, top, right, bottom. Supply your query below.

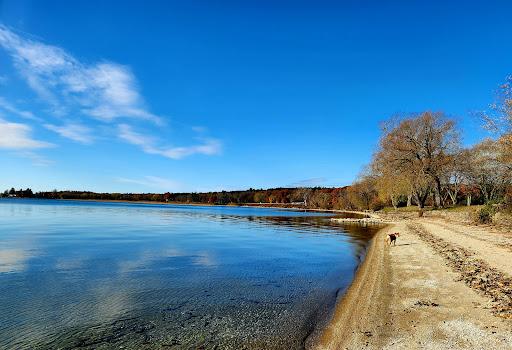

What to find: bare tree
left=291, top=187, right=312, bottom=206
left=466, top=139, right=511, bottom=203
left=347, top=179, right=376, bottom=210
left=442, top=149, right=471, bottom=206
left=308, top=190, right=331, bottom=209
left=371, top=155, right=409, bottom=209
left=376, top=111, right=460, bottom=208
left=484, top=76, right=512, bottom=170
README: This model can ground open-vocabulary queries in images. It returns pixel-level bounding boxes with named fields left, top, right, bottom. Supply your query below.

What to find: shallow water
left=0, top=199, right=380, bottom=349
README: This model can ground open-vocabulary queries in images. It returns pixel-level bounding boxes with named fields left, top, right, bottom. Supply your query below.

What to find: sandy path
left=316, top=219, right=512, bottom=349
left=316, top=225, right=392, bottom=350
left=421, top=219, right=512, bottom=276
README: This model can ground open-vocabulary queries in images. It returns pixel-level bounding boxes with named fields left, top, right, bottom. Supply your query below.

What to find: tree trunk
left=432, top=192, right=439, bottom=209
left=481, top=186, right=490, bottom=203
left=434, top=178, right=442, bottom=208
left=391, top=195, right=398, bottom=210
left=466, top=194, right=472, bottom=206
left=448, top=191, right=457, bottom=206
left=414, top=191, right=427, bottom=209
left=407, top=194, right=412, bottom=207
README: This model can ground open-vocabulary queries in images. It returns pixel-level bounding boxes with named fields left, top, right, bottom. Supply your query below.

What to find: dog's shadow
left=395, top=243, right=417, bottom=246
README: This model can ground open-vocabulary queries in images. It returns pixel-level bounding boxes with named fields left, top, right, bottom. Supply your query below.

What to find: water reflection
left=0, top=248, right=30, bottom=273
left=0, top=199, right=381, bottom=349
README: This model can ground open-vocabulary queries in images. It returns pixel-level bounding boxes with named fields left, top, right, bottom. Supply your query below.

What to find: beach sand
left=316, top=216, right=512, bottom=349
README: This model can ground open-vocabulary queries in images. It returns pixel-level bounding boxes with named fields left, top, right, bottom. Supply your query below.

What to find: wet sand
left=316, top=217, right=512, bottom=349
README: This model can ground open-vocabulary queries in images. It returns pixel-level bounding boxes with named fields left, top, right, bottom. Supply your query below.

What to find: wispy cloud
left=0, top=25, right=223, bottom=163
left=118, top=124, right=222, bottom=159
left=17, top=151, right=55, bottom=166
left=116, top=175, right=181, bottom=191
left=44, top=123, right=93, bottom=144
left=0, top=119, right=53, bottom=149
left=191, top=126, right=207, bottom=133
left=0, top=25, right=162, bottom=124
left=290, top=177, right=327, bottom=187
left=0, top=96, right=39, bottom=121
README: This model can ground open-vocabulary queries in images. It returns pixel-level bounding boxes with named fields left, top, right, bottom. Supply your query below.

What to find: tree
left=330, top=187, right=349, bottom=210
left=442, top=149, right=471, bottom=206
left=466, top=139, right=510, bottom=203
left=371, top=155, right=410, bottom=209
left=377, top=112, right=460, bottom=208
left=253, top=191, right=267, bottom=203
left=347, top=175, right=378, bottom=210
left=308, top=190, right=331, bottom=209
left=291, top=187, right=312, bottom=206
left=485, top=76, right=512, bottom=170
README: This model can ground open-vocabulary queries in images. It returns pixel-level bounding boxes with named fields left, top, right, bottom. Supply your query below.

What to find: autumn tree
left=441, top=149, right=471, bottom=206
left=308, top=190, right=331, bottom=209
left=347, top=174, right=378, bottom=210
left=376, top=112, right=460, bottom=208
left=291, top=187, right=312, bottom=206
left=485, top=76, right=512, bottom=170
left=371, top=155, right=410, bottom=209
left=465, top=139, right=511, bottom=203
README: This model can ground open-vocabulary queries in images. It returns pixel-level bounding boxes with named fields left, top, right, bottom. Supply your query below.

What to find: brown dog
left=386, top=232, right=400, bottom=246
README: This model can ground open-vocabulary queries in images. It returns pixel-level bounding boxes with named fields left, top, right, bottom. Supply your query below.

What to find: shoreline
left=316, top=215, right=512, bottom=349
left=315, top=222, right=391, bottom=349
left=305, top=223, right=386, bottom=349
left=2, top=197, right=372, bottom=217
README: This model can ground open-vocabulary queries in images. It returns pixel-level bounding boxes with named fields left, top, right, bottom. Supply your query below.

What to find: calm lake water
left=0, top=199, right=380, bottom=350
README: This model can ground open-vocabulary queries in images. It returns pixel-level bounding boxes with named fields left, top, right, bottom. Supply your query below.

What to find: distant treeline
left=1, top=186, right=363, bottom=210
left=0, top=183, right=491, bottom=211
left=2, top=188, right=34, bottom=198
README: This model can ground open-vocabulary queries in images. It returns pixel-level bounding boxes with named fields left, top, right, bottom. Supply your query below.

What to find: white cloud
left=191, top=126, right=207, bottom=133
left=0, top=25, right=162, bottom=124
left=117, top=123, right=155, bottom=150
left=44, top=123, right=93, bottom=144
left=290, top=177, right=327, bottom=187
left=116, top=175, right=181, bottom=191
left=0, top=26, right=223, bottom=162
left=17, top=151, right=55, bottom=166
left=118, top=124, right=222, bottom=159
left=0, top=119, right=53, bottom=149
left=158, top=139, right=222, bottom=159
left=0, top=96, right=39, bottom=121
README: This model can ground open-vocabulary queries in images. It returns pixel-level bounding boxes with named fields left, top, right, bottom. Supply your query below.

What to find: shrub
left=475, top=204, right=496, bottom=224
left=370, top=198, right=385, bottom=211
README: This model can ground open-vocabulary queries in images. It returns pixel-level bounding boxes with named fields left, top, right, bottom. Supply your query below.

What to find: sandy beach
left=317, top=215, right=512, bottom=349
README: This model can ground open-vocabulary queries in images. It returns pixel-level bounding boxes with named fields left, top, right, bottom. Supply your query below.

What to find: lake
left=0, top=199, right=380, bottom=349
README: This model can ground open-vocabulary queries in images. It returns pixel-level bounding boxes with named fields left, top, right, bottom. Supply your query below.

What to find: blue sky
left=0, top=1, right=511, bottom=193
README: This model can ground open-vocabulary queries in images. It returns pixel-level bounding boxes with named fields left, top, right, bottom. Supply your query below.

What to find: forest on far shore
left=0, top=183, right=495, bottom=212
